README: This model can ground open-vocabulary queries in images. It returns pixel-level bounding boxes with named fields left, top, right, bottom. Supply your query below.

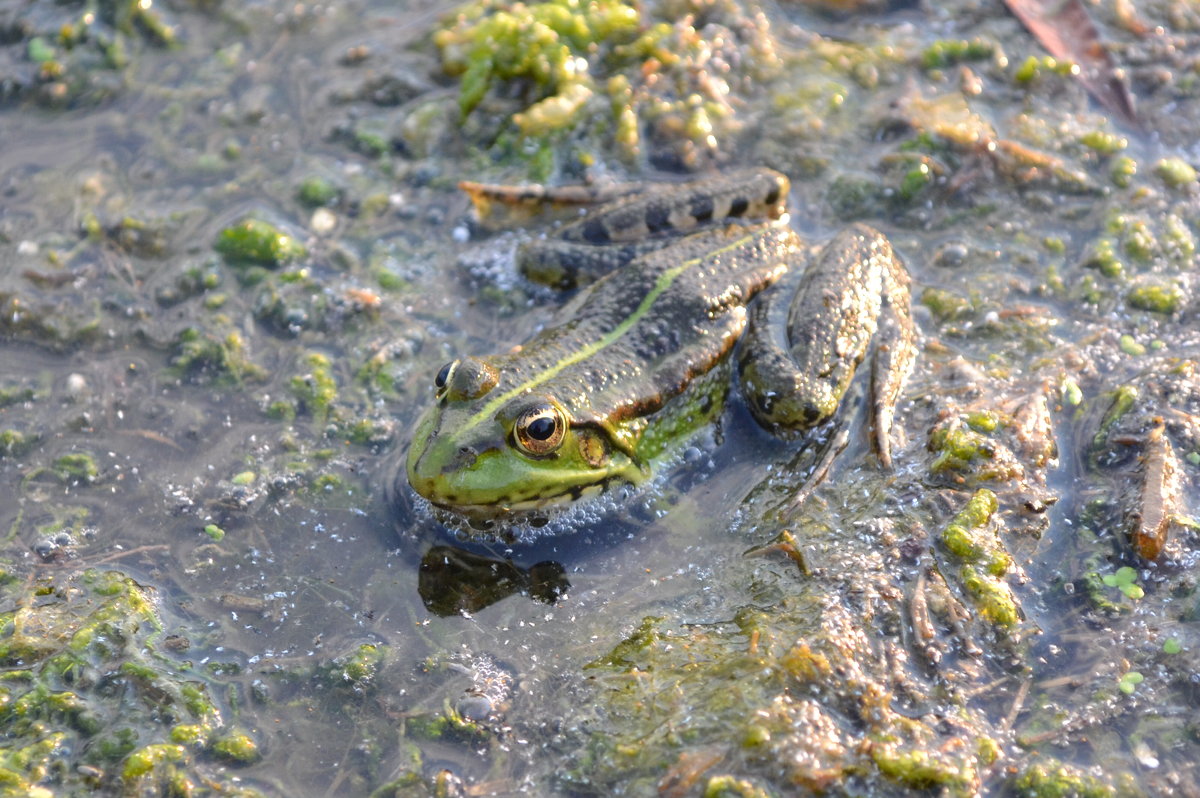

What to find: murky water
left=2, top=0, right=1200, bottom=794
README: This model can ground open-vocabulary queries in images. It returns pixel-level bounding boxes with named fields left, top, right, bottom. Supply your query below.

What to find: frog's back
left=491, top=224, right=798, bottom=428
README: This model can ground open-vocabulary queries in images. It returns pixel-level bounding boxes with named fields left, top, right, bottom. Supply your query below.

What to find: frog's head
left=406, top=356, right=643, bottom=521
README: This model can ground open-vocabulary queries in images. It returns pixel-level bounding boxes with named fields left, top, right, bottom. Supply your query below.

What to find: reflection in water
left=418, top=545, right=570, bottom=616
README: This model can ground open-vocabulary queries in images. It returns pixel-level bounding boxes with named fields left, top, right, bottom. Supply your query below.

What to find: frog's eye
left=434, top=361, right=457, bottom=393
left=513, top=403, right=566, bottom=457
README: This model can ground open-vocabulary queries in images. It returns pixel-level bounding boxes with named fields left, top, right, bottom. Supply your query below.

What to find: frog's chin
left=429, top=482, right=609, bottom=523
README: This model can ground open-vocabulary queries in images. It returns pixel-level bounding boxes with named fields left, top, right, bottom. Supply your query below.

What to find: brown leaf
left=1004, top=0, right=1139, bottom=126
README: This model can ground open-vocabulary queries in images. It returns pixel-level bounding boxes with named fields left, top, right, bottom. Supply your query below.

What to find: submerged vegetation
left=0, top=0, right=1198, bottom=793
left=0, top=569, right=261, bottom=795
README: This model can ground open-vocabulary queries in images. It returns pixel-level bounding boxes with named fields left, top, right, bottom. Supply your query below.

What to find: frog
left=402, top=168, right=917, bottom=526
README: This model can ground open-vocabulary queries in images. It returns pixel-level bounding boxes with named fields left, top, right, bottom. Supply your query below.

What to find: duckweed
left=1101, top=566, right=1144, bottom=600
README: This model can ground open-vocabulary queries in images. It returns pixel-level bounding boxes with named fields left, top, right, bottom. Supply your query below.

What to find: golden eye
left=513, top=403, right=566, bottom=456
left=434, top=361, right=457, bottom=394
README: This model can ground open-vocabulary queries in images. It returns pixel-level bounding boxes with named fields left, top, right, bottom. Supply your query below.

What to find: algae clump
left=215, top=218, right=307, bottom=267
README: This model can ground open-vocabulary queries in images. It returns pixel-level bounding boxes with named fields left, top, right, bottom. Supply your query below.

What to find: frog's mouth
left=424, top=478, right=614, bottom=525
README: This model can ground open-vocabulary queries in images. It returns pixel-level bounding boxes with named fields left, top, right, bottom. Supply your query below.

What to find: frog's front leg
left=737, top=223, right=917, bottom=467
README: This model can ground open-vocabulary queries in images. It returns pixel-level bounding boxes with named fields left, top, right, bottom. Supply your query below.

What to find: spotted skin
left=405, top=168, right=916, bottom=523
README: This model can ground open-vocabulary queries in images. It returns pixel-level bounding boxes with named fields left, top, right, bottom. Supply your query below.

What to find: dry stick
left=999, top=677, right=1032, bottom=733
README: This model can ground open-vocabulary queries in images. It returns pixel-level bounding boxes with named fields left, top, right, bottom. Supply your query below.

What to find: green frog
left=403, top=168, right=917, bottom=525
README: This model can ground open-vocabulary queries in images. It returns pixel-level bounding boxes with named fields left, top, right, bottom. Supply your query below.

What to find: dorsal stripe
left=458, top=229, right=763, bottom=435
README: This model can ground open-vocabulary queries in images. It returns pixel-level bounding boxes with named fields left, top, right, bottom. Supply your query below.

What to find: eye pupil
left=526, top=415, right=557, bottom=441
left=434, top=362, right=454, bottom=389
left=513, top=403, right=567, bottom=456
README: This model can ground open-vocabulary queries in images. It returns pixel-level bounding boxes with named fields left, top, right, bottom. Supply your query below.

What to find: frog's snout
left=449, top=444, right=481, bottom=472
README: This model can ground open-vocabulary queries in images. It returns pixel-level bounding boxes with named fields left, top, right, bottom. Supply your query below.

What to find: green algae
left=52, top=452, right=98, bottom=482
left=870, top=740, right=978, bottom=794
left=121, top=743, right=186, bottom=779
left=941, top=489, right=1010, bottom=576
left=1164, top=213, right=1196, bottom=260
left=0, top=569, right=253, bottom=794
left=169, top=327, right=266, bottom=384
left=1118, top=334, right=1145, bottom=356
left=1110, top=156, right=1137, bottom=188
left=215, top=218, right=307, bottom=267
left=432, top=0, right=780, bottom=170
left=436, top=0, right=640, bottom=120
left=407, top=701, right=489, bottom=745
left=1153, top=157, right=1197, bottom=188
left=703, top=775, right=772, bottom=798
left=296, top=176, right=340, bottom=208
left=961, top=565, right=1019, bottom=628
left=586, top=615, right=665, bottom=669
left=929, top=425, right=999, bottom=479
left=320, top=643, right=387, bottom=692
left=0, top=430, right=37, bottom=458
left=1013, top=55, right=1076, bottom=84
left=1127, top=282, right=1184, bottom=314
left=920, top=38, right=995, bottom=70
left=1013, top=758, right=1116, bottom=797
left=211, top=731, right=261, bottom=764
left=1088, top=385, right=1138, bottom=464
left=938, top=490, right=1019, bottom=628
left=1082, top=238, right=1123, bottom=279
left=1079, top=131, right=1127, bottom=156
left=290, top=352, right=339, bottom=423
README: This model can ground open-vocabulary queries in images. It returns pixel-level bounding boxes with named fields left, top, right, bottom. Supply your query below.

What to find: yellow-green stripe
left=458, top=230, right=761, bottom=434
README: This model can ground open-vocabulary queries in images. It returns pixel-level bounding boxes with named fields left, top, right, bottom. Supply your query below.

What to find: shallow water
left=2, top=0, right=1200, bottom=794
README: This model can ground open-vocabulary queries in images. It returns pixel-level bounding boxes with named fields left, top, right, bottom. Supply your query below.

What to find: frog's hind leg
left=868, top=254, right=919, bottom=469
left=783, top=423, right=851, bottom=515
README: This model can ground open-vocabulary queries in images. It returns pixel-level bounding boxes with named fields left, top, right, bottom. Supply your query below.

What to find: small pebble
left=311, top=207, right=337, bottom=235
